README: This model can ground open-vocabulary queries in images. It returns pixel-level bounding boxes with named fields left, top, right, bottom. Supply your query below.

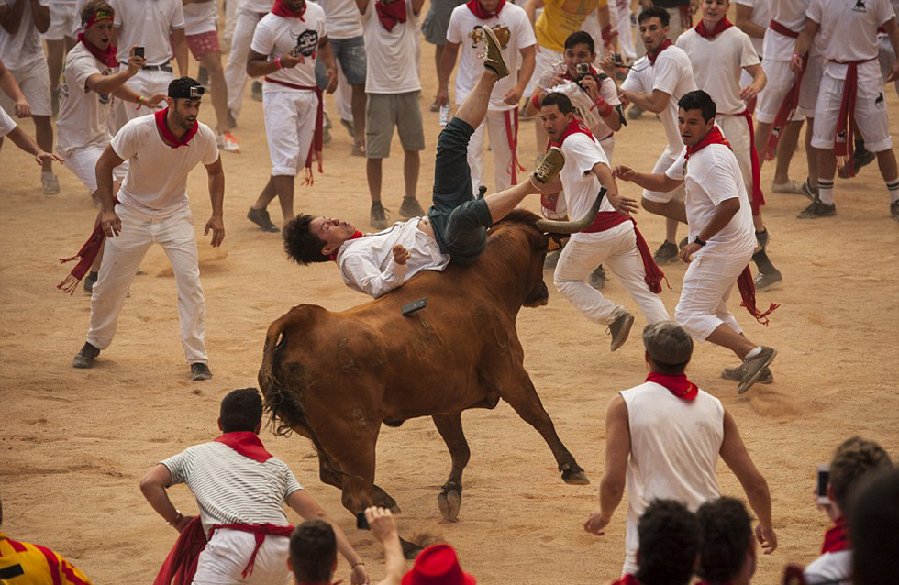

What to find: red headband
left=83, top=8, right=114, bottom=29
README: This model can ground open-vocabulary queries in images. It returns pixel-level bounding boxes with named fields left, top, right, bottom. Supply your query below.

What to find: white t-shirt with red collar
left=445, top=2, right=535, bottom=111
left=110, top=0, right=185, bottom=66
left=362, top=0, right=421, bottom=94
left=558, top=132, right=616, bottom=243
left=677, top=26, right=759, bottom=116
left=57, top=42, right=115, bottom=155
left=251, top=6, right=328, bottom=91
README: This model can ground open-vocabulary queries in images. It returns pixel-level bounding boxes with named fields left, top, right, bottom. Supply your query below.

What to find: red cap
left=401, top=545, right=476, bottom=585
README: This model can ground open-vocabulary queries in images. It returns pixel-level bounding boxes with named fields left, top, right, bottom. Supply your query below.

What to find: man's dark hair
left=168, top=76, right=203, bottom=100
left=284, top=215, right=330, bottom=265
left=540, top=92, right=576, bottom=115
left=219, top=388, right=263, bottom=433
left=81, top=0, right=114, bottom=24
left=636, top=500, right=702, bottom=585
left=290, top=520, right=337, bottom=583
left=643, top=321, right=693, bottom=375
left=696, top=497, right=752, bottom=583
left=829, top=436, right=892, bottom=512
left=638, top=6, right=670, bottom=27
left=564, top=30, right=595, bottom=54
left=851, top=469, right=899, bottom=585
left=678, top=90, right=717, bottom=122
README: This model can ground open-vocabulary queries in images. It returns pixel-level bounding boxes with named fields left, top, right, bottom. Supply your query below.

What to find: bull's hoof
left=561, top=468, right=590, bottom=485
left=400, top=536, right=423, bottom=560
left=372, top=484, right=402, bottom=513
left=437, top=488, right=461, bottom=523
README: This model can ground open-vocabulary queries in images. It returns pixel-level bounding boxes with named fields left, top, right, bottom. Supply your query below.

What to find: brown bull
left=259, top=202, right=602, bottom=531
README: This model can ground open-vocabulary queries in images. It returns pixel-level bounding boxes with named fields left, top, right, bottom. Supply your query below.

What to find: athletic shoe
left=801, top=178, right=817, bottom=201
left=83, top=271, right=98, bottom=294
left=41, top=171, right=60, bottom=195
left=627, top=104, right=644, bottom=120
left=247, top=207, right=280, bottom=233
left=737, top=347, right=777, bottom=394
left=340, top=118, right=355, bottom=138
left=721, top=364, right=773, bottom=384
left=399, top=197, right=426, bottom=219
left=72, top=342, right=100, bottom=369
left=532, top=147, right=564, bottom=185
left=797, top=198, right=836, bottom=219
left=653, top=240, right=679, bottom=265
left=753, top=269, right=782, bottom=291
left=371, top=201, right=390, bottom=229
left=607, top=311, right=635, bottom=352
left=755, top=228, right=769, bottom=251
left=770, top=180, right=804, bottom=194
left=251, top=81, right=262, bottom=102
left=481, top=27, right=509, bottom=79
left=589, top=265, right=606, bottom=291
left=217, top=132, right=240, bottom=153
left=191, top=362, right=213, bottom=381
left=891, top=201, right=899, bottom=222
left=855, top=147, right=876, bottom=170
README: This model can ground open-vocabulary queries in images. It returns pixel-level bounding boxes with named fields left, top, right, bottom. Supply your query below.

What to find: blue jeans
left=315, top=36, right=366, bottom=88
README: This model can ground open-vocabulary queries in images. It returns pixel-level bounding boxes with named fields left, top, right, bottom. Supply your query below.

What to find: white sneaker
left=217, top=132, right=240, bottom=153
left=41, top=171, right=60, bottom=195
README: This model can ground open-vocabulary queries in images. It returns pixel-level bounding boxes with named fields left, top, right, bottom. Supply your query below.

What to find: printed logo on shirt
left=292, top=28, right=319, bottom=59
left=468, top=24, right=511, bottom=50
left=852, top=0, right=867, bottom=12
left=875, top=93, right=884, bottom=106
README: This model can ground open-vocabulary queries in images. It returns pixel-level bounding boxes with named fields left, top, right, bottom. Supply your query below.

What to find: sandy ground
left=2, top=19, right=899, bottom=585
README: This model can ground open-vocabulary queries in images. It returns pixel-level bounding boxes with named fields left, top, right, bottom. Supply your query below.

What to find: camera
left=816, top=463, right=830, bottom=504
left=190, top=85, right=207, bottom=98
left=133, top=46, right=145, bottom=59
left=612, top=52, right=625, bottom=66
left=576, top=62, right=590, bottom=76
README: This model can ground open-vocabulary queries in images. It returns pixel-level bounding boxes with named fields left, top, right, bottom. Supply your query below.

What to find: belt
left=121, top=60, right=173, bottom=72
left=769, top=19, right=799, bottom=39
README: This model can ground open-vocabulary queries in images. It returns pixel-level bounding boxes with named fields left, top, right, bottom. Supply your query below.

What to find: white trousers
left=674, top=250, right=750, bottom=341
left=468, top=109, right=518, bottom=194
left=554, top=223, right=670, bottom=326
left=86, top=204, right=208, bottom=364
left=193, top=529, right=292, bottom=585
left=718, top=115, right=752, bottom=196
left=614, top=0, right=637, bottom=60
left=225, top=9, right=266, bottom=119
left=62, top=144, right=105, bottom=194
left=263, top=90, right=319, bottom=176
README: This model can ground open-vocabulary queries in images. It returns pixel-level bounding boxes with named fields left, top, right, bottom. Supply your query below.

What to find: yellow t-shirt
left=535, top=0, right=608, bottom=52
left=0, top=533, right=93, bottom=585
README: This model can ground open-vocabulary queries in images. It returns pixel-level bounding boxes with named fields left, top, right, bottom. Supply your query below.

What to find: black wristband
left=693, top=236, right=707, bottom=247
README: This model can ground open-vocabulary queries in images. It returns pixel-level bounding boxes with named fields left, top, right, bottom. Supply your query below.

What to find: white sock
left=817, top=179, right=835, bottom=205
left=745, top=347, right=762, bottom=360
left=886, top=178, right=899, bottom=203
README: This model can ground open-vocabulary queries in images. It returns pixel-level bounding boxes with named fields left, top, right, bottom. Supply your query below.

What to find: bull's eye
left=275, top=333, right=285, bottom=350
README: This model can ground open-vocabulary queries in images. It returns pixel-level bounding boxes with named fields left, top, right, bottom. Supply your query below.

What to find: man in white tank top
left=583, top=321, right=777, bottom=575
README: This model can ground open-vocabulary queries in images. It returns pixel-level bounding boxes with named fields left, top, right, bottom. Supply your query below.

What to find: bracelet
left=274, top=57, right=283, bottom=71
left=350, top=561, right=365, bottom=569
left=167, top=511, right=184, bottom=525
left=136, top=95, right=143, bottom=107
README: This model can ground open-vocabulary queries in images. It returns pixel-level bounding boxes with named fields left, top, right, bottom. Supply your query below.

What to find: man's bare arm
left=584, top=395, right=630, bottom=535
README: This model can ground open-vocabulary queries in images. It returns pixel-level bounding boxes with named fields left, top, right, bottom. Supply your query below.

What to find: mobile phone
left=816, top=463, right=830, bottom=504
left=134, top=46, right=145, bottom=59
left=576, top=62, right=590, bottom=76
left=401, top=297, right=428, bottom=316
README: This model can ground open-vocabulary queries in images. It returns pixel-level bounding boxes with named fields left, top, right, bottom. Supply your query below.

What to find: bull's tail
left=259, top=314, right=307, bottom=437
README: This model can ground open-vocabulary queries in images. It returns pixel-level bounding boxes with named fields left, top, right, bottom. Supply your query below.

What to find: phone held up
left=134, top=46, right=145, bottom=59
left=816, top=463, right=830, bottom=505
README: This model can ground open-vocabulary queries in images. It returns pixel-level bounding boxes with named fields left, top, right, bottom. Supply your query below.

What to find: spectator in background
left=421, top=0, right=465, bottom=112
left=850, top=468, right=899, bottom=585
left=224, top=0, right=270, bottom=126
left=696, top=497, right=756, bottom=585
left=42, top=0, right=78, bottom=114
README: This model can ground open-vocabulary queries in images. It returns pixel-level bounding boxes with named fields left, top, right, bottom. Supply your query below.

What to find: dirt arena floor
left=2, top=21, right=899, bottom=584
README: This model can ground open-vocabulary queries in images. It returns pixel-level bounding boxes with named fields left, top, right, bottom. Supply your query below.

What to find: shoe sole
left=72, top=356, right=95, bottom=369
left=533, top=148, right=565, bottom=184
left=721, top=369, right=773, bottom=384
left=481, top=27, right=509, bottom=79
left=610, top=314, right=635, bottom=352
left=737, top=349, right=777, bottom=394
left=192, top=374, right=213, bottom=381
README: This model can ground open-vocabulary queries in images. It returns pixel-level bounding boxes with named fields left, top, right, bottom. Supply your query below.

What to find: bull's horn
left=536, top=188, right=606, bottom=234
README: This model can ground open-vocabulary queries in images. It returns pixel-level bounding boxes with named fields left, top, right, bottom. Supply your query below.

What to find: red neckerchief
left=329, top=230, right=363, bottom=261
left=646, top=371, right=698, bottom=402
left=821, top=517, right=851, bottom=554
left=610, top=575, right=641, bottom=585
left=466, top=0, right=505, bottom=19
left=375, top=0, right=407, bottom=31
left=154, top=107, right=199, bottom=149
left=214, top=431, right=273, bottom=463
left=272, top=0, right=306, bottom=19
left=78, top=32, right=117, bottom=68
left=684, top=125, right=730, bottom=160
left=647, top=38, right=672, bottom=65
left=547, top=116, right=595, bottom=149
left=694, top=16, right=733, bottom=39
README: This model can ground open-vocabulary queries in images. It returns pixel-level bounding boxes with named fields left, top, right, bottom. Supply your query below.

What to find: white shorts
left=798, top=54, right=823, bottom=117
left=756, top=56, right=822, bottom=124
left=0, top=61, right=52, bottom=117
left=263, top=89, right=319, bottom=176
left=61, top=144, right=105, bottom=193
left=675, top=251, right=752, bottom=340
left=41, top=2, right=78, bottom=40
left=811, top=60, right=892, bottom=152
left=193, top=529, right=292, bottom=585
left=718, top=115, right=752, bottom=191
left=641, top=145, right=686, bottom=204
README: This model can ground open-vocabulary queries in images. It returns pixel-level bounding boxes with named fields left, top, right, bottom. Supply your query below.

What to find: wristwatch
left=693, top=236, right=706, bottom=247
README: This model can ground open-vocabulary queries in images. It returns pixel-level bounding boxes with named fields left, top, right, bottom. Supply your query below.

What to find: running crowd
left=1, top=0, right=898, bottom=583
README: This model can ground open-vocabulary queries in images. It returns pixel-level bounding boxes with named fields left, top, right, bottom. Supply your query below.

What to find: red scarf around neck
left=821, top=517, right=851, bottom=554
left=647, top=38, right=672, bottom=65
left=467, top=0, right=505, bottom=19
left=78, top=33, right=117, bottom=68
left=375, top=0, right=407, bottom=31
left=694, top=16, right=733, bottom=39
left=547, top=116, right=595, bottom=149
left=214, top=431, right=273, bottom=463
left=272, top=0, right=306, bottom=19
left=647, top=371, right=698, bottom=402
left=155, top=107, right=199, bottom=149
left=684, top=125, right=730, bottom=160
left=328, top=230, right=364, bottom=261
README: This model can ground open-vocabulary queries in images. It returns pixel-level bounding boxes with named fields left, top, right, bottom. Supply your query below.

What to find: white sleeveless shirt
left=620, top=381, right=725, bottom=573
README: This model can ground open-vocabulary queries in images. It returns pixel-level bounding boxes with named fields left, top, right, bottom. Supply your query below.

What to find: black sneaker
left=607, top=311, right=635, bottom=352
left=371, top=202, right=390, bottom=229
left=247, top=207, right=279, bottom=232
left=738, top=347, right=777, bottom=394
left=589, top=265, right=606, bottom=291
left=191, top=362, right=213, bottom=381
left=753, top=269, right=782, bottom=291
left=797, top=198, right=836, bottom=219
left=721, top=364, right=773, bottom=384
left=653, top=240, right=679, bottom=265
left=891, top=201, right=899, bottom=222
left=83, top=271, right=98, bottom=294
left=399, top=198, right=426, bottom=219
left=72, top=342, right=100, bottom=369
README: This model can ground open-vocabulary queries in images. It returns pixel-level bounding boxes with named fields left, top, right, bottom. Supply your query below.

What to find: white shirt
left=183, top=0, right=218, bottom=36
left=162, top=441, right=304, bottom=533
left=620, top=382, right=725, bottom=571
left=677, top=27, right=759, bottom=116
left=362, top=0, right=421, bottom=94
left=252, top=8, right=326, bottom=90
left=621, top=45, right=697, bottom=151
left=808, top=0, right=894, bottom=65
left=0, top=106, right=16, bottom=138
left=547, top=76, right=620, bottom=140
left=111, top=114, right=219, bottom=217
left=57, top=42, right=114, bottom=155
left=558, top=132, right=616, bottom=243
left=764, top=0, right=811, bottom=60
left=666, top=140, right=757, bottom=257
left=318, top=0, right=363, bottom=39
left=111, top=0, right=185, bottom=65
left=445, top=3, right=535, bottom=110
left=804, top=550, right=852, bottom=585
left=0, top=0, right=51, bottom=70
left=337, top=219, right=450, bottom=298
left=735, top=0, right=769, bottom=56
